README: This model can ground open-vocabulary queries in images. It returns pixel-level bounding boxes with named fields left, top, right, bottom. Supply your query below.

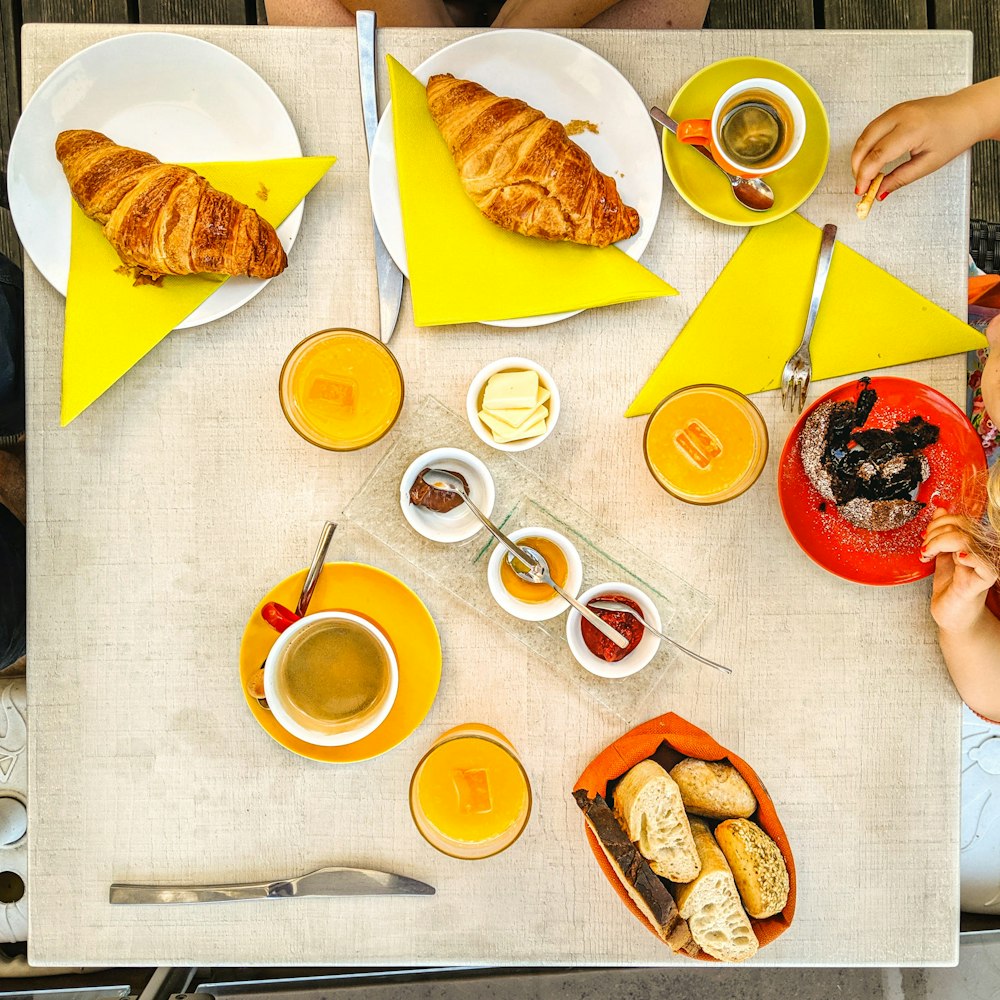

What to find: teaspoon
left=423, top=469, right=627, bottom=650
left=507, top=546, right=628, bottom=651
left=649, top=106, right=775, bottom=213
left=588, top=599, right=732, bottom=674
left=422, top=468, right=538, bottom=567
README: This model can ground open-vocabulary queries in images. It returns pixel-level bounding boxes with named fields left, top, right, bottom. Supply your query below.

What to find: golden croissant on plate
left=54, top=129, right=287, bottom=280
left=425, top=74, right=639, bottom=248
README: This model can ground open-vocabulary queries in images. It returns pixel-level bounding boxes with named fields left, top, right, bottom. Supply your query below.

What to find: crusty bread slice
left=669, top=758, right=757, bottom=820
left=675, top=818, right=759, bottom=963
left=613, top=760, right=701, bottom=883
left=715, top=818, right=789, bottom=919
left=573, top=789, right=693, bottom=952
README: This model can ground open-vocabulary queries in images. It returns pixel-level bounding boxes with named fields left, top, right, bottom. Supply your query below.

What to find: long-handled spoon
left=422, top=468, right=538, bottom=566
left=248, top=521, right=338, bottom=707
left=588, top=598, right=732, bottom=675
left=649, top=106, right=775, bottom=213
left=422, top=469, right=627, bottom=650
left=506, top=545, right=628, bottom=651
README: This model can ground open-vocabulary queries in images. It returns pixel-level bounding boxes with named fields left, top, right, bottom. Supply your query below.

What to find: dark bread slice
left=573, top=789, right=692, bottom=952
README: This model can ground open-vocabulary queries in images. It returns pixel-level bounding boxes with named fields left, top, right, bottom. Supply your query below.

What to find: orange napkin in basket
left=574, top=712, right=796, bottom=960
left=627, top=213, right=985, bottom=417
left=386, top=56, right=676, bottom=326
left=61, top=156, right=336, bottom=426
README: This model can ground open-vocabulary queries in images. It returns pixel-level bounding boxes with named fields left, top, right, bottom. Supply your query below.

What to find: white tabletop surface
left=24, top=24, right=972, bottom=967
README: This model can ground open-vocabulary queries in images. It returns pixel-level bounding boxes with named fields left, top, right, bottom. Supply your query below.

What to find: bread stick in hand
left=856, top=173, right=884, bottom=220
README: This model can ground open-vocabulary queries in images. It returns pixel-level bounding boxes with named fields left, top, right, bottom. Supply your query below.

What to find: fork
left=781, top=223, right=838, bottom=413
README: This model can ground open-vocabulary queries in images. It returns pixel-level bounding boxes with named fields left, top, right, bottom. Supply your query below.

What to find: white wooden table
left=24, top=24, right=972, bottom=967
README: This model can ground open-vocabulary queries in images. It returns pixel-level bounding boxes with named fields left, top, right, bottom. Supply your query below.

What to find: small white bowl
left=263, top=611, right=399, bottom=746
left=566, top=582, right=662, bottom=678
left=487, top=526, right=582, bottom=622
left=466, top=356, right=560, bottom=453
left=400, top=448, right=496, bottom=544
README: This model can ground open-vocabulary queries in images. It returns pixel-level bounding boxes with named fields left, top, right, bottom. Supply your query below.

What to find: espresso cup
left=263, top=610, right=398, bottom=746
left=677, top=78, right=806, bottom=178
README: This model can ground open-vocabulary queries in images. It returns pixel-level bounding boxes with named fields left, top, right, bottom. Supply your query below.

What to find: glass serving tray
left=343, top=396, right=713, bottom=719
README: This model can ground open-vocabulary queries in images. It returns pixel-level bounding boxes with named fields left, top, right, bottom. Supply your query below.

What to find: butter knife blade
left=110, top=866, right=435, bottom=904
left=357, top=10, right=404, bottom=344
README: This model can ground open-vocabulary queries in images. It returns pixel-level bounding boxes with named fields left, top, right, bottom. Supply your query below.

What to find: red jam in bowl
left=581, top=594, right=645, bottom=662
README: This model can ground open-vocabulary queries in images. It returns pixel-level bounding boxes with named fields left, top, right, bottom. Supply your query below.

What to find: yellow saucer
left=239, top=562, right=442, bottom=763
left=663, top=57, right=830, bottom=226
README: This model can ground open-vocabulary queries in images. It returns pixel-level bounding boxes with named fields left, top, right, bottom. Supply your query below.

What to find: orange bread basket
left=574, top=712, right=796, bottom=959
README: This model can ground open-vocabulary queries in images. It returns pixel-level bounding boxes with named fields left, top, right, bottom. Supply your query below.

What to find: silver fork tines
left=781, top=223, right=837, bottom=413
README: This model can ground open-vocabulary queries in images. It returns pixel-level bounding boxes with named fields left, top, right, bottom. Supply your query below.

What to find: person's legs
left=491, top=0, right=708, bottom=28
left=585, top=0, right=709, bottom=28
left=264, top=0, right=455, bottom=27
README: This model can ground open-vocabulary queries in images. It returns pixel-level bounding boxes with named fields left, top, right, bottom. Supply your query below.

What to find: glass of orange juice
left=279, top=328, right=404, bottom=451
left=643, top=384, right=768, bottom=504
left=409, top=724, right=532, bottom=860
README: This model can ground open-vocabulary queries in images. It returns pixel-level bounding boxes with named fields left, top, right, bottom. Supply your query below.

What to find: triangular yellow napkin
left=62, top=155, right=336, bottom=426
left=386, top=56, right=675, bottom=326
left=626, top=213, right=985, bottom=417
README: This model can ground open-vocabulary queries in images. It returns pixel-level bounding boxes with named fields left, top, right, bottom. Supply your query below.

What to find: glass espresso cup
left=263, top=610, right=398, bottom=746
left=677, top=77, right=806, bottom=178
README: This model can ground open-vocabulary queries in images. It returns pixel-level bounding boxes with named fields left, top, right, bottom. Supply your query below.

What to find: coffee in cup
left=263, top=611, right=398, bottom=746
left=717, top=89, right=793, bottom=169
left=677, top=77, right=806, bottom=178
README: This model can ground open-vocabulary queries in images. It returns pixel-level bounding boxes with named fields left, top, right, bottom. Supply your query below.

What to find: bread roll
left=613, top=760, right=700, bottom=883
left=715, top=818, right=789, bottom=919
left=669, top=758, right=757, bottom=820
left=572, top=790, right=693, bottom=953
left=675, top=818, right=759, bottom=963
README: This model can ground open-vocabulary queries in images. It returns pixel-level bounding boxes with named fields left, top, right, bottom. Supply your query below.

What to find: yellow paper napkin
left=62, top=155, right=336, bottom=426
left=626, top=213, right=986, bottom=417
left=386, top=56, right=675, bottom=326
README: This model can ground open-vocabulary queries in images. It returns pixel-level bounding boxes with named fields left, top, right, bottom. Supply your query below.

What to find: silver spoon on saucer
left=588, top=598, right=732, bottom=674
left=506, top=546, right=628, bottom=651
left=423, top=469, right=627, bottom=650
left=249, top=521, right=338, bottom=709
left=649, top=106, right=775, bottom=213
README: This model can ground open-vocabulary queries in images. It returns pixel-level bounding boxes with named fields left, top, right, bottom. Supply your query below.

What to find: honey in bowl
left=279, top=328, right=404, bottom=451
left=644, top=384, right=768, bottom=504
left=499, top=535, right=569, bottom=603
left=409, top=724, right=532, bottom=860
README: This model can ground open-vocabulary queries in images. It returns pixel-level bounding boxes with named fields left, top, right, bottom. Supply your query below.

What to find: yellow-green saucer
left=663, top=57, right=830, bottom=226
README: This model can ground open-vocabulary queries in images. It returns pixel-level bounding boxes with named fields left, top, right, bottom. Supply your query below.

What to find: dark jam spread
left=408, top=468, right=468, bottom=513
left=581, top=594, right=645, bottom=663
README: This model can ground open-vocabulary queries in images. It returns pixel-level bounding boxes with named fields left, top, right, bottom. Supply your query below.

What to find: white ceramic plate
left=368, top=29, right=663, bottom=328
left=7, top=32, right=303, bottom=330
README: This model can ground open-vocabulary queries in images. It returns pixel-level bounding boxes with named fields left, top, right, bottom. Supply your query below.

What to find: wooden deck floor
left=1, top=0, right=999, bottom=263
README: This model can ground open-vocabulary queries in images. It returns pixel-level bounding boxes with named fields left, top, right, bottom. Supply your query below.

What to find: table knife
left=356, top=10, right=404, bottom=345
left=109, top=865, right=435, bottom=904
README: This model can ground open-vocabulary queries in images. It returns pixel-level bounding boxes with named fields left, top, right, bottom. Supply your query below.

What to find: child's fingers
left=853, top=123, right=915, bottom=193
left=851, top=114, right=899, bottom=176
left=920, top=525, right=975, bottom=561
left=921, top=518, right=970, bottom=547
left=922, top=512, right=969, bottom=540
left=875, top=153, right=939, bottom=197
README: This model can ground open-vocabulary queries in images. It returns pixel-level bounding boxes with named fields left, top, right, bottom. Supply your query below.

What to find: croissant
left=54, top=129, right=287, bottom=280
left=426, top=74, right=639, bottom=248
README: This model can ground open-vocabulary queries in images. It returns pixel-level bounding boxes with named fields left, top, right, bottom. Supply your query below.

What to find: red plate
left=778, top=376, right=986, bottom=586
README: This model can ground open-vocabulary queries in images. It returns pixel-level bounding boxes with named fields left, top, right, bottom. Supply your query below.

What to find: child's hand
left=852, top=93, right=981, bottom=201
left=922, top=509, right=998, bottom=633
